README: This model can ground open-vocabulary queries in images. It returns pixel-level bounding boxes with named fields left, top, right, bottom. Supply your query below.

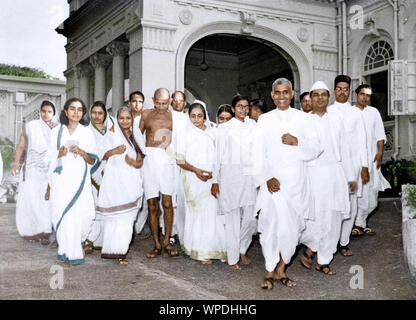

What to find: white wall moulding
left=389, top=60, right=416, bottom=116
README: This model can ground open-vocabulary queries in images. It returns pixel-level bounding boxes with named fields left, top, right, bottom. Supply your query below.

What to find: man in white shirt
left=253, top=78, right=322, bottom=289
left=300, top=81, right=353, bottom=275
left=353, top=84, right=386, bottom=236
left=327, top=75, right=369, bottom=256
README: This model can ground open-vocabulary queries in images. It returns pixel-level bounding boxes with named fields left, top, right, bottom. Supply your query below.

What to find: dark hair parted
left=90, top=101, right=107, bottom=117
left=129, top=91, right=145, bottom=102
left=299, top=92, right=310, bottom=102
left=217, top=104, right=234, bottom=117
left=334, top=75, right=351, bottom=89
left=59, top=97, right=88, bottom=125
left=40, top=100, right=56, bottom=115
left=231, top=94, right=250, bottom=108
left=250, top=98, right=268, bottom=113
left=355, top=84, right=372, bottom=95
left=188, top=103, right=207, bottom=120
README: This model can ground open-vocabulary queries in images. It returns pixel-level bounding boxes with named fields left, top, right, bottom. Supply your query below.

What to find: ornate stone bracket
left=240, top=11, right=256, bottom=35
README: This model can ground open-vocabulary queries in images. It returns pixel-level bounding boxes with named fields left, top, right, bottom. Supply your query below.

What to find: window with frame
left=364, top=41, right=394, bottom=72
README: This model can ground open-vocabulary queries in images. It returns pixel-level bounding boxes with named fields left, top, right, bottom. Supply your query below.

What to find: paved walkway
left=1, top=200, right=415, bottom=300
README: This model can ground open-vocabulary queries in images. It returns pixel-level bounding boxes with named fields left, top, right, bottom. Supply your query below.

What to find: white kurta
left=214, top=117, right=257, bottom=265
left=177, top=123, right=226, bottom=261
left=96, top=122, right=143, bottom=259
left=328, top=101, right=369, bottom=245
left=252, top=108, right=322, bottom=271
left=355, top=105, right=387, bottom=228
left=16, top=119, right=56, bottom=240
left=300, top=112, right=352, bottom=265
left=48, top=123, right=97, bottom=264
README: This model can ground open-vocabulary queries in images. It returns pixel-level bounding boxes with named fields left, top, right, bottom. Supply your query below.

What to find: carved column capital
left=75, top=62, right=93, bottom=79
left=106, top=41, right=129, bottom=57
left=89, top=53, right=111, bottom=69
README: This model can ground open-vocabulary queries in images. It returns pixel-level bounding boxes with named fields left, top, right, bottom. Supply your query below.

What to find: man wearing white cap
left=300, top=80, right=354, bottom=275
left=327, top=75, right=369, bottom=256
left=253, top=78, right=322, bottom=289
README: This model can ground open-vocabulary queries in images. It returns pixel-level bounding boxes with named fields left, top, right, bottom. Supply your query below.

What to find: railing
left=383, top=120, right=395, bottom=162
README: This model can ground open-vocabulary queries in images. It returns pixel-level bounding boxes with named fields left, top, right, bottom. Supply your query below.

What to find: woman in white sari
left=176, top=103, right=226, bottom=265
left=12, top=100, right=58, bottom=244
left=96, top=107, right=145, bottom=265
left=84, top=101, right=115, bottom=252
left=47, top=98, right=99, bottom=267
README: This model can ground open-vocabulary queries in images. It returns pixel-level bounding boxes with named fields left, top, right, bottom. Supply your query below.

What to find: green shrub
left=381, top=158, right=416, bottom=197
left=0, top=63, right=52, bottom=79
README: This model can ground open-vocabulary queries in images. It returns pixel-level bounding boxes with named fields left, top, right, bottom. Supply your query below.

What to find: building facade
left=57, top=0, right=416, bottom=160
left=0, top=75, right=66, bottom=145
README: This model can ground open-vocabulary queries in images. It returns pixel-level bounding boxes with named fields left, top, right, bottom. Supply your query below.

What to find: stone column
left=106, top=41, right=129, bottom=109
left=126, top=27, right=141, bottom=96
left=89, top=53, right=111, bottom=102
left=75, top=62, right=93, bottom=107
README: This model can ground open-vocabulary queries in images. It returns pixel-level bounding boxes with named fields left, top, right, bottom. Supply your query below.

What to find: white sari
left=177, top=122, right=226, bottom=262
left=16, top=118, right=57, bottom=240
left=48, top=123, right=98, bottom=265
left=96, top=113, right=144, bottom=259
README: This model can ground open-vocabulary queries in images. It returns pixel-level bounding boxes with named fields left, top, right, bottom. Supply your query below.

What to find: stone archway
left=175, top=22, right=312, bottom=119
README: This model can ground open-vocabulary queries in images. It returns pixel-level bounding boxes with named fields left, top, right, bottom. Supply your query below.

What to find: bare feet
left=163, top=244, right=179, bottom=257
left=201, top=260, right=212, bottom=265
left=118, top=258, right=128, bottom=265
left=240, top=254, right=251, bottom=266
left=229, top=264, right=241, bottom=270
left=146, top=247, right=162, bottom=258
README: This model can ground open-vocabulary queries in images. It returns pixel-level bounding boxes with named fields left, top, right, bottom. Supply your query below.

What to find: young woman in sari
left=96, top=107, right=145, bottom=265
left=47, top=98, right=99, bottom=267
left=84, top=101, right=114, bottom=252
left=176, top=103, right=226, bottom=265
left=13, top=100, right=58, bottom=245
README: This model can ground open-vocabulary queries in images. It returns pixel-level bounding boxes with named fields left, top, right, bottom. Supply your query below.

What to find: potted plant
left=402, top=184, right=416, bottom=279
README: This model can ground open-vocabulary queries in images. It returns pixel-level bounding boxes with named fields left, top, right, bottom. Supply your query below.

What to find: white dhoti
left=340, top=192, right=359, bottom=246
left=142, top=147, right=174, bottom=199
left=258, top=189, right=306, bottom=272
left=224, top=205, right=256, bottom=265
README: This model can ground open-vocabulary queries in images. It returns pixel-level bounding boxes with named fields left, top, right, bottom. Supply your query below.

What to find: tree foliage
left=0, top=63, right=52, bottom=79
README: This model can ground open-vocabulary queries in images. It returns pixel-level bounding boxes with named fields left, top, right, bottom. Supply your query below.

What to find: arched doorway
left=175, top=22, right=312, bottom=122
left=184, top=34, right=295, bottom=120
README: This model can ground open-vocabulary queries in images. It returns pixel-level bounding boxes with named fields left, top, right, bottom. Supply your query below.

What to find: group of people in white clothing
left=11, top=74, right=387, bottom=289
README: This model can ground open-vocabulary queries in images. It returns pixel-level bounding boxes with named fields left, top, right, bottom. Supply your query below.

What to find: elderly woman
left=96, top=107, right=145, bottom=265
left=13, top=100, right=58, bottom=245
left=47, top=98, right=98, bottom=267
left=176, top=103, right=226, bottom=265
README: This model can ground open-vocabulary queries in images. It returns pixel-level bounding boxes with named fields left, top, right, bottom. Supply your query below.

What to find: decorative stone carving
left=311, top=45, right=338, bottom=72
left=240, top=11, right=256, bottom=35
left=179, top=9, right=193, bottom=25
left=75, top=63, right=93, bottom=79
left=89, top=53, right=111, bottom=69
left=296, top=28, right=309, bottom=43
left=106, top=41, right=129, bottom=57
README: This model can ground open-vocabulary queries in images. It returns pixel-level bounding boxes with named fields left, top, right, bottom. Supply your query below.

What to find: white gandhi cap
left=309, top=81, right=330, bottom=94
